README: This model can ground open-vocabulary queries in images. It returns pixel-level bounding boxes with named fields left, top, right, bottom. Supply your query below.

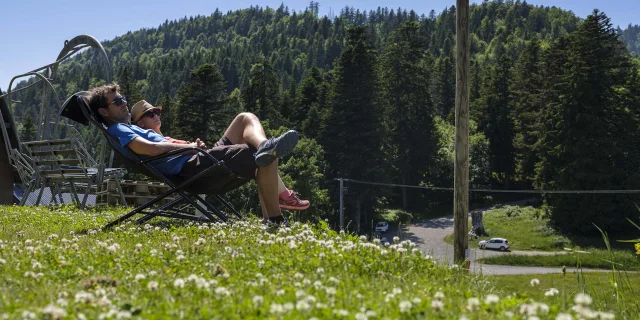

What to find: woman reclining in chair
left=87, top=84, right=309, bottom=226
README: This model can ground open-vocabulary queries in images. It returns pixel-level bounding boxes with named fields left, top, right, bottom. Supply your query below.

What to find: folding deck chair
left=60, top=92, right=250, bottom=229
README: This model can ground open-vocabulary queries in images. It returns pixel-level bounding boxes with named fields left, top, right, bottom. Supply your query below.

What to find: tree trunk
left=471, top=210, right=485, bottom=236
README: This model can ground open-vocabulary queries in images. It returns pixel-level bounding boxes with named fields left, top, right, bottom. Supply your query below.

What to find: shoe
left=255, top=130, right=300, bottom=167
left=279, top=190, right=310, bottom=210
left=262, top=216, right=290, bottom=228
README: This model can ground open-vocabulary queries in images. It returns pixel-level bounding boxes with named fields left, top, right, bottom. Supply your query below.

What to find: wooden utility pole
left=454, top=0, right=470, bottom=264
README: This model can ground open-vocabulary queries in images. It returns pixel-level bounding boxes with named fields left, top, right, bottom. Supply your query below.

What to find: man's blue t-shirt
left=107, top=123, right=190, bottom=176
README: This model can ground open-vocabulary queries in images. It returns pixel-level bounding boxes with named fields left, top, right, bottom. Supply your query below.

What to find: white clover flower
left=56, top=298, right=68, bottom=307
left=74, top=291, right=94, bottom=303
left=147, top=281, right=159, bottom=291
left=555, top=313, right=573, bottom=320
left=252, top=295, right=264, bottom=306
left=21, top=310, right=36, bottom=320
left=295, top=272, right=304, bottom=279
left=431, top=300, right=444, bottom=312
left=276, top=289, right=285, bottom=296
left=325, top=287, right=337, bottom=295
left=97, top=296, right=112, bottom=307
left=77, top=313, right=87, bottom=320
left=434, top=291, right=445, bottom=300
left=296, top=300, right=311, bottom=311
left=545, top=288, right=560, bottom=297
left=270, top=303, right=284, bottom=314
left=334, top=309, right=349, bottom=316
left=173, top=278, right=185, bottom=288
left=195, top=277, right=209, bottom=290
left=393, top=236, right=400, bottom=243
left=316, top=267, right=324, bottom=273
left=0, top=258, right=5, bottom=265
left=355, top=312, right=368, bottom=320
left=42, top=304, right=66, bottom=319
left=289, top=241, right=298, bottom=249
left=106, top=243, right=120, bottom=253
left=150, top=249, right=158, bottom=256
left=399, top=300, right=412, bottom=313
left=530, top=278, right=540, bottom=287
left=328, top=277, right=340, bottom=284
left=392, top=288, right=402, bottom=295
left=149, top=270, right=157, bottom=276
left=467, top=297, right=480, bottom=311
left=574, top=293, right=592, bottom=306
left=360, top=235, right=367, bottom=242
left=215, top=287, right=230, bottom=296
left=176, top=254, right=186, bottom=261
left=596, top=311, right=615, bottom=320
left=134, top=274, right=146, bottom=281
left=485, top=294, right=500, bottom=304
left=412, top=297, right=422, bottom=304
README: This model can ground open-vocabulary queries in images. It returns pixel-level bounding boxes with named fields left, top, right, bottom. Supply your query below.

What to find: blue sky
left=1, top=0, right=638, bottom=91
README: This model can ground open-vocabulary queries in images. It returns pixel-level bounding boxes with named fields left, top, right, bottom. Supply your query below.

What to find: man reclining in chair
left=88, top=84, right=307, bottom=225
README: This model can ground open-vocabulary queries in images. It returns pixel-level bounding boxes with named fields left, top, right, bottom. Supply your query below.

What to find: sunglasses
left=109, top=96, right=127, bottom=107
left=143, top=109, right=162, bottom=118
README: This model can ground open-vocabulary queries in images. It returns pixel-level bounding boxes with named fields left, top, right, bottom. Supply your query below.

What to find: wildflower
left=545, top=288, right=560, bottom=297
left=434, top=291, right=445, bottom=300
left=56, top=298, right=68, bottom=307
left=574, top=293, right=592, bottom=306
left=276, top=289, right=285, bottom=296
left=392, top=288, right=402, bottom=295
left=334, top=309, right=349, bottom=316
left=147, top=281, right=159, bottom=291
left=360, top=235, right=367, bottom=241
left=328, top=277, right=340, bottom=284
left=252, top=295, right=264, bottom=306
left=173, top=278, right=185, bottom=288
left=635, top=243, right=640, bottom=255
left=270, top=303, right=284, bottom=314
left=0, top=258, right=5, bottom=265
left=21, top=311, right=36, bottom=320
left=296, top=300, right=311, bottom=311
left=530, top=278, right=540, bottom=287
left=97, top=296, right=112, bottom=307
left=134, top=274, right=146, bottom=281
left=399, top=300, right=412, bottom=313
left=42, top=304, right=66, bottom=320
left=75, top=291, right=94, bottom=303
left=135, top=243, right=142, bottom=249
left=215, top=287, right=230, bottom=296
left=555, top=313, right=573, bottom=320
left=176, top=254, right=186, bottom=261
left=412, top=297, right=422, bottom=304
left=325, top=287, right=337, bottom=296
left=485, top=294, right=500, bottom=304
left=316, top=267, right=324, bottom=273
left=466, top=297, right=480, bottom=311
left=355, top=313, right=368, bottom=320
left=393, top=236, right=400, bottom=243
left=106, top=243, right=120, bottom=253
left=431, top=300, right=444, bottom=312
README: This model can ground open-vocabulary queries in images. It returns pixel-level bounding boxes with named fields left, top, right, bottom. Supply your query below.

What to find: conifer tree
left=321, top=26, right=384, bottom=232
left=378, top=21, right=438, bottom=209
left=20, top=115, right=36, bottom=142
left=173, top=63, right=229, bottom=142
left=535, top=10, right=640, bottom=233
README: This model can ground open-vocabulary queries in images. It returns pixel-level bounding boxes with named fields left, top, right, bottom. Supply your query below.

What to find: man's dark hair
left=88, top=84, right=119, bottom=124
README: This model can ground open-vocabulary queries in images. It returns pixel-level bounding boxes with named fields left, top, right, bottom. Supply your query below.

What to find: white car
left=478, top=238, right=510, bottom=251
left=375, top=221, right=389, bottom=233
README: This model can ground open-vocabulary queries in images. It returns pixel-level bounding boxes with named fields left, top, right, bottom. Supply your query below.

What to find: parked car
left=478, top=238, right=510, bottom=251
left=375, top=221, right=389, bottom=233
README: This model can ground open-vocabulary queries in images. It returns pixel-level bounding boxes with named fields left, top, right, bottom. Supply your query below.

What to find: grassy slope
left=0, top=205, right=624, bottom=319
left=488, top=273, right=640, bottom=318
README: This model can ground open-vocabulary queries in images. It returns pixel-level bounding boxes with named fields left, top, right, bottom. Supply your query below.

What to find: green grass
left=477, top=249, right=640, bottom=271
left=0, top=205, right=627, bottom=319
left=487, top=272, right=640, bottom=318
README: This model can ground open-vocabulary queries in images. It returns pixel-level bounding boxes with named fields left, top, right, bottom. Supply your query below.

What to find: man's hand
left=195, top=138, right=207, bottom=150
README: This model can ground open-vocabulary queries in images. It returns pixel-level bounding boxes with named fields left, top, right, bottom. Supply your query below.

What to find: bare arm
left=127, top=137, right=196, bottom=157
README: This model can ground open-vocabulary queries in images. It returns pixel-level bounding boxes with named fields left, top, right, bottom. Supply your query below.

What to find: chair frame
left=62, top=92, right=246, bottom=229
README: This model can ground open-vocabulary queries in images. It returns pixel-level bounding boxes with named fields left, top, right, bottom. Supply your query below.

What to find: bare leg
left=258, top=189, right=269, bottom=220
left=222, top=112, right=267, bottom=148
left=255, top=159, right=281, bottom=218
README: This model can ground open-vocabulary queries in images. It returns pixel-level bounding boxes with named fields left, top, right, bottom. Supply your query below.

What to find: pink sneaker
left=279, top=190, right=310, bottom=210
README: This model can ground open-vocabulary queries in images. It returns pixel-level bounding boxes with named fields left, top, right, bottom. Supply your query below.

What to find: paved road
left=387, top=207, right=606, bottom=275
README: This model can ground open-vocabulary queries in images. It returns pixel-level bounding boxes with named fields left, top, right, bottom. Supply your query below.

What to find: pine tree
left=320, top=26, right=385, bottom=233
left=20, top=115, right=36, bottom=142
left=535, top=10, right=640, bottom=234
left=173, top=64, right=229, bottom=142
left=477, top=49, right=515, bottom=187
left=378, top=21, right=438, bottom=209
left=242, top=59, right=282, bottom=126
left=510, top=36, right=543, bottom=185
left=117, top=67, right=143, bottom=109
left=155, top=93, right=174, bottom=136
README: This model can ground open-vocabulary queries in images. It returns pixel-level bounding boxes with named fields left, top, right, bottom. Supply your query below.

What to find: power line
left=335, top=178, right=640, bottom=194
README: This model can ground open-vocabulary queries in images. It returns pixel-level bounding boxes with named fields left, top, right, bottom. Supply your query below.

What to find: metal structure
left=0, top=35, right=119, bottom=205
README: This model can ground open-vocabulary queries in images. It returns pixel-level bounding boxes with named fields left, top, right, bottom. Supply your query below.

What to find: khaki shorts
left=178, top=136, right=258, bottom=180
